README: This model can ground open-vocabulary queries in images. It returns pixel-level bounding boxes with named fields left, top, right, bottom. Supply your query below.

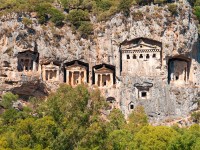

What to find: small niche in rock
left=16, top=33, right=27, bottom=41
left=53, top=34, right=62, bottom=42
left=0, top=74, right=7, bottom=77
left=3, top=61, right=10, bottom=67
left=17, top=15, right=22, bottom=22
left=27, top=28, right=36, bottom=35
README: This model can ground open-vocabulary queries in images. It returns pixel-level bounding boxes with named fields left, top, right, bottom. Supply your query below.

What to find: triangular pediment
left=66, top=63, right=87, bottom=70
left=95, top=66, right=113, bottom=73
left=44, top=62, right=59, bottom=69
left=121, top=38, right=162, bottom=51
left=122, top=41, right=159, bottom=50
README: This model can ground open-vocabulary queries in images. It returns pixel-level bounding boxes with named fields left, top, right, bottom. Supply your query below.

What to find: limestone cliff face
left=0, top=0, right=200, bottom=122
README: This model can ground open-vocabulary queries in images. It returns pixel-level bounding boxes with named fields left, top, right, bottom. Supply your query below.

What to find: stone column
left=110, top=73, right=113, bottom=86
left=47, top=70, right=50, bottom=81
left=71, top=71, right=74, bottom=86
left=84, top=70, right=87, bottom=83
left=78, top=71, right=81, bottom=84
left=42, top=66, right=46, bottom=81
left=38, top=64, right=42, bottom=79
left=66, top=69, right=69, bottom=84
left=56, top=69, right=59, bottom=81
left=185, top=67, right=187, bottom=83
left=100, top=74, right=102, bottom=87
left=28, top=59, right=31, bottom=71
left=95, top=73, right=98, bottom=85
left=33, top=61, right=36, bottom=71
left=23, top=65, right=25, bottom=72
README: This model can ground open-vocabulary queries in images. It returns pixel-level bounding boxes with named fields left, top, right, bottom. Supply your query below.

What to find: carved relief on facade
left=120, top=38, right=162, bottom=76
left=42, top=62, right=60, bottom=82
left=17, top=50, right=39, bottom=72
left=65, top=60, right=88, bottom=86
left=93, top=64, right=115, bottom=88
left=168, top=57, right=191, bottom=85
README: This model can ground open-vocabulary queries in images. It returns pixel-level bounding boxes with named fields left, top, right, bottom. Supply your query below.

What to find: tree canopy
left=0, top=85, right=200, bottom=149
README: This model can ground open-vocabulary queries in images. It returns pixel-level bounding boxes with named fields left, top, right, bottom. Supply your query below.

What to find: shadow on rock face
left=11, top=80, right=49, bottom=100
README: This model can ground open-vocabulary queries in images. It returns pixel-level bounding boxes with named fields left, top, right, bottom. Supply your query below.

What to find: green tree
left=134, top=125, right=179, bottom=150
left=166, top=125, right=200, bottom=150
left=105, top=130, right=133, bottom=150
left=125, top=105, right=148, bottom=133
left=107, top=109, right=126, bottom=130
left=0, top=92, right=18, bottom=109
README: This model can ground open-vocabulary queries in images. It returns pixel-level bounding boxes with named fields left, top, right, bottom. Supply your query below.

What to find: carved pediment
left=66, top=64, right=87, bottom=70
left=95, top=66, right=113, bottom=73
left=121, top=38, right=162, bottom=52
left=43, top=62, right=59, bottom=70
left=65, top=60, right=88, bottom=71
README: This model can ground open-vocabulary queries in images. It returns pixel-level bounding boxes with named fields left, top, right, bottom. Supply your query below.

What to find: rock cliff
left=0, top=0, right=200, bottom=122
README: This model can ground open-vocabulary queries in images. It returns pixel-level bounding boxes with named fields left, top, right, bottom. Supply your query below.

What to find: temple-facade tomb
left=93, top=64, right=115, bottom=88
left=17, top=50, right=39, bottom=72
left=65, top=60, right=88, bottom=86
left=168, top=57, right=191, bottom=85
left=42, top=62, right=60, bottom=82
left=120, top=38, right=162, bottom=76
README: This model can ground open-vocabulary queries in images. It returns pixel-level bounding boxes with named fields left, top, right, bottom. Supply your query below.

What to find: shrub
left=1, top=109, right=19, bottom=125
left=168, top=3, right=178, bottom=15
left=67, top=9, right=89, bottom=28
left=35, top=3, right=65, bottom=26
left=132, top=11, right=143, bottom=21
left=35, top=3, right=52, bottom=24
left=0, top=92, right=18, bottom=109
left=97, top=0, right=112, bottom=11
left=22, top=17, right=33, bottom=26
left=78, top=21, right=93, bottom=37
left=60, top=0, right=80, bottom=9
left=154, top=0, right=166, bottom=4
left=118, top=0, right=132, bottom=16
left=49, top=8, right=65, bottom=26
left=194, top=6, right=200, bottom=21
left=195, top=0, right=200, bottom=6
left=191, top=111, right=200, bottom=123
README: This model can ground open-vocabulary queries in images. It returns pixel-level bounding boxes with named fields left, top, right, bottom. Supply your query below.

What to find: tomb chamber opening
left=64, top=60, right=89, bottom=86
left=17, top=50, right=39, bottom=72
left=92, top=63, right=115, bottom=87
left=168, top=57, right=191, bottom=84
left=134, top=82, right=153, bottom=99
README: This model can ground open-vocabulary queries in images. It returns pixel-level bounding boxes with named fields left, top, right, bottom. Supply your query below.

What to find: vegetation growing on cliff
left=0, top=85, right=200, bottom=149
left=2, top=0, right=199, bottom=36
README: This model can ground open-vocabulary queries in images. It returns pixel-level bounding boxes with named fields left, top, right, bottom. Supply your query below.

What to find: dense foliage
left=0, top=85, right=200, bottom=149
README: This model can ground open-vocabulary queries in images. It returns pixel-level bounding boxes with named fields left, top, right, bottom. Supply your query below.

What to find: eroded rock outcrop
left=0, top=0, right=200, bottom=122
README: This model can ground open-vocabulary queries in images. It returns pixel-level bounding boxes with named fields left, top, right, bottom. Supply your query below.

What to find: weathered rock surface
left=0, top=0, right=200, bottom=122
